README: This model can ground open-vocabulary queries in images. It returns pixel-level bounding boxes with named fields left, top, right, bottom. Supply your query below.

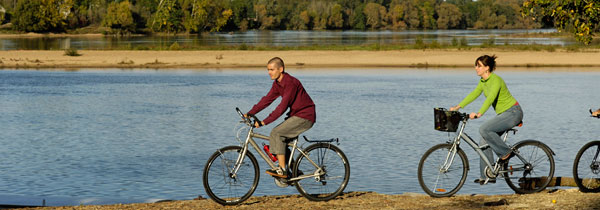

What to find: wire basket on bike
left=434, top=108, right=462, bottom=132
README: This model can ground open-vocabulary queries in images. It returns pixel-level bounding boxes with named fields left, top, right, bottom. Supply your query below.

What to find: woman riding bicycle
left=449, top=55, right=523, bottom=185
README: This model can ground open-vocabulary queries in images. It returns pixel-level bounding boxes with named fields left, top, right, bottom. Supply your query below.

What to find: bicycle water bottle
left=262, top=143, right=278, bottom=162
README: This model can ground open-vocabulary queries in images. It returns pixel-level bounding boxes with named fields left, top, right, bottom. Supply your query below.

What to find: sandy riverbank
left=0, top=49, right=599, bottom=69
left=13, top=189, right=600, bottom=210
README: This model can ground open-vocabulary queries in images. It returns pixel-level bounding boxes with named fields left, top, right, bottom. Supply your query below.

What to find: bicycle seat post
left=286, top=137, right=299, bottom=171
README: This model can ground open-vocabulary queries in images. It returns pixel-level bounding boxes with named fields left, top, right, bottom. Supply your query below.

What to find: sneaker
left=474, top=178, right=496, bottom=185
left=500, top=151, right=515, bottom=161
left=266, top=167, right=288, bottom=178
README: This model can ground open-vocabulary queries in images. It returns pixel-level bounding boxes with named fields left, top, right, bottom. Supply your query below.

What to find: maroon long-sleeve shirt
left=247, top=73, right=316, bottom=125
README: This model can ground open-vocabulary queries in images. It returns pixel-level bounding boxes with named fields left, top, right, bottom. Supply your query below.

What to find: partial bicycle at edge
left=202, top=108, right=350, bottom=205
left=417, top=108, right=556, bottom=197
left=572, top=108, right=600, bottom=192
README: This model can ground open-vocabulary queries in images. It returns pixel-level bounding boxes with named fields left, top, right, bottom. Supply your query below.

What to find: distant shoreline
left=0, top=49, right=599, bottom=70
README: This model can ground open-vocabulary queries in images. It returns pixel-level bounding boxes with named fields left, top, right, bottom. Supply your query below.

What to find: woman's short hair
left=475, top=55, right=497, bottom=72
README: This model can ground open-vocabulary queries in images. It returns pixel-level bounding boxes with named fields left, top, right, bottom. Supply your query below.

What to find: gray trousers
left=270, top=116, right=314, bottom=155
left=479, top=104, right=523, bottom=179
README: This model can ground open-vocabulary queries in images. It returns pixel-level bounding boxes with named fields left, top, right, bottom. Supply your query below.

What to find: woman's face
left=475, top=60, right=490, bottom=77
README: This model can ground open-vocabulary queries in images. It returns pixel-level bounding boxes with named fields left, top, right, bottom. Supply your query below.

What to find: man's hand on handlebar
left=243, top=113, right=264, bottom=128
left=254, top=121, right=264, bottom=128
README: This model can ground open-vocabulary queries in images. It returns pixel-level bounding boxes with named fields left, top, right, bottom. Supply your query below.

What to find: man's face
left=267, top=63, right=283, bottom=81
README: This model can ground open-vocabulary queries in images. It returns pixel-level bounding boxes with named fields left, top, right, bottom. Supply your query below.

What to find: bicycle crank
left=274, top=178, right=290, bottom=188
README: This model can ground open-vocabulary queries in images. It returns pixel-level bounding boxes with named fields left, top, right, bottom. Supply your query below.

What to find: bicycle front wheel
left=503, top=140, right=555, bottom=194
left=418, top=144, right=468, bottom=197
left=203, top=146, right=259, bottom=205
left=294, top=143, right=350, bottom=201
left=573, top=141, right=600, bottom=192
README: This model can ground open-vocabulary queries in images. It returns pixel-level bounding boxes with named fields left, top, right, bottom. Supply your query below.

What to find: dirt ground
left=12, top=188, right=600, bottom=210
left=1, top=49, right=600, bottom=69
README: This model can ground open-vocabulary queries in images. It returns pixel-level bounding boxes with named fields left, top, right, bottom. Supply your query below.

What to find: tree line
left=0, top=0, right=546, bottom=34
left=0, top=0, right=597, bottom=45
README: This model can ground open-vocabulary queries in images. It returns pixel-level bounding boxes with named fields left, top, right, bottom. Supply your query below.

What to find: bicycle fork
left=440, top=143, right=459, bottom=173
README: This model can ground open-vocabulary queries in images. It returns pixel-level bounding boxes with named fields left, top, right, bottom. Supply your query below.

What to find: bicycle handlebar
left=236, top=107, right=262, bottom=127
left=591, top=109, right=600, bottom=118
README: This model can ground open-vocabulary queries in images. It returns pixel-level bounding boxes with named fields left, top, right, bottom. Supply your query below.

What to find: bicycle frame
left=231, top=124, right=325, bottom=182
left=444, top=117, right=527, bottom=177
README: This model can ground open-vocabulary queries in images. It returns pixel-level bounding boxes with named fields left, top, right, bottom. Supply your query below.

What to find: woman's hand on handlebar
left=592, top=109, right=600, bottom=117
left=469, top=112, right=482, bottom=119
left=449, top=105, right=461, bottom=111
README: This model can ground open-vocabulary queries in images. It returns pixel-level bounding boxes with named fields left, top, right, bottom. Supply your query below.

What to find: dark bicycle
left=572, top=109, right=600, bottom=192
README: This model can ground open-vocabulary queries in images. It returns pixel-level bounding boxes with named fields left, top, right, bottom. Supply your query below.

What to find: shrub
left=64, top=48, right=81, bottom=56
left=169, top=42, right=181, bottom=50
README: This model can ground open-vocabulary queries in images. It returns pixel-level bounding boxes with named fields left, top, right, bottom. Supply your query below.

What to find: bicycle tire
left=203, top=146, right=260, bottom=205
left=293, top=143, right=350, bottom=201
left=418, top=144, right=468, bottom=197
left=573, top=141, right=600, bottom=192
left=503, top=140, right=554, bottom=194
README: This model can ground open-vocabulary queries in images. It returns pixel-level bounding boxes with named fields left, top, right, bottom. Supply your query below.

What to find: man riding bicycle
left=245, top=57, right=316, bottom=178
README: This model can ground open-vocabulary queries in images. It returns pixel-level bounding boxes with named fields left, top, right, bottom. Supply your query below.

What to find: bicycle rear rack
left=303, top=136, right=339, bottom=144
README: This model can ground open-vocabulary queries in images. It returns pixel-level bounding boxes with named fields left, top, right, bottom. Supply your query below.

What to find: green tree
left=363, top=2, right=386, bottom=29
left=306, top=1, right=332, bottom=30
left=12, top=0, right=73, bottom=32
left=420, top=1, right=435, bottom=29
left=523, top=0, right=600, bottom=44
left=151, top=0, right=184, bottom=33
left=289, top=8, right=310, bottom=30
left=183, top=0, right=232, bottom=32
left=388, top=3, right=406, bottom=29
left=474, top=5, right=497, bottom=29
left=328, top=3, right=343, bottom=29
left=102, top=1, right=135, bottom=34
left=131, top=0, right=159, bottom=30
left=254, top=1, right=277, bottom=29
left=436, top=2, right=462, bottom=29
left=350, top=3, right=366, bottom=30
left=229, top=0, right=256, bottom=31
left=403, top=1, right=420, bottom=29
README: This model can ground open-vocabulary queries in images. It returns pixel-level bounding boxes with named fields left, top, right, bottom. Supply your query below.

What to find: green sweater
left=458, top=73, right=517, bottom=115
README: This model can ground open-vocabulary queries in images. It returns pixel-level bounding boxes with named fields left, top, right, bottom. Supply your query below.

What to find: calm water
left=0, top=68, right=599, bottom=201
left=0, top=29, right=581, bottom=50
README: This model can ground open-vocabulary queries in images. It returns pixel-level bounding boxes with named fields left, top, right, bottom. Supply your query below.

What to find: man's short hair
left=268, top=57, right=285, bottom=69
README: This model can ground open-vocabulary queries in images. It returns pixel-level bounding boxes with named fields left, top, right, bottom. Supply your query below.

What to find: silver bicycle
left=418, top=108, right=555, bottom=197
left=202, top=108, right=350, bottom=205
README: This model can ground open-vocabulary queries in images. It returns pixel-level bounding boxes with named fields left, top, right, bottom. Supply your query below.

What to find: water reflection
left=0, top=29, right=584, bottom=50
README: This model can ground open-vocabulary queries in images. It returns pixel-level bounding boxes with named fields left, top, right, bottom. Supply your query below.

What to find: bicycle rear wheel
left=573, top=141, right=600, bottom=192
left=294, top=143, right=350, bottom=201
left=418, top=144, right=468, bottom=197
left=203, top=146, right=259, bottom=205
left=503, top=140, right=554, bottom=194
